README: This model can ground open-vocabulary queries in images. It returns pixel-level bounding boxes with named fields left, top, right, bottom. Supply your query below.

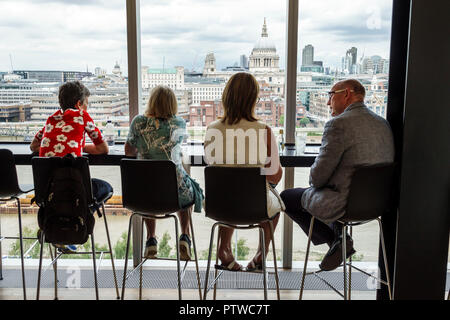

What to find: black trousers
left=280, top=188, right=339, bottom=246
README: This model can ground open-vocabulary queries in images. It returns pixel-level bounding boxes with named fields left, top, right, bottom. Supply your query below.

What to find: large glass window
left=0, top=0, right=128, bottom=258
left=292, top=0, right=393, bottom=263
left=139, top=0, right=286, bottom=260
left=0, top=0, right=128, bottom=143
left=0, top=0, right=402, bottom=268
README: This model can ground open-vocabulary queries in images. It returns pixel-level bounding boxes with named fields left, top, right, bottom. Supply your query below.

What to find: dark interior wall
left=393, top=0, right=450, bottom=299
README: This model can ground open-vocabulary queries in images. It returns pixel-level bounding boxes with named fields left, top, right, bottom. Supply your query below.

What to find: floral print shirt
left=35, top=108, right=104, bottom=157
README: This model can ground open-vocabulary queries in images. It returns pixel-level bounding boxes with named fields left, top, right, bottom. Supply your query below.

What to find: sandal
left=246, top=259, right=263, bottom=272
left=215, top=260, right=243, bottom=272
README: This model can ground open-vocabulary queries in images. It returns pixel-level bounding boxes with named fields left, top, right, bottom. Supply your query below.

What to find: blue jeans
left=91, top=178, right=113, bottom=211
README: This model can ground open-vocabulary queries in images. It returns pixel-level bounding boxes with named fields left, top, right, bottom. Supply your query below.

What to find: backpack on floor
left=37, top=156, right=94, bottom=245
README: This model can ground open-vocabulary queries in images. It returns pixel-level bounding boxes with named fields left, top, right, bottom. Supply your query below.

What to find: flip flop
left=215, top=260, right=243, bottom=272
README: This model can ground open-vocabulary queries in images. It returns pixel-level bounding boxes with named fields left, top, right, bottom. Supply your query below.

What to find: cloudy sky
left=0, top=0, right=393, bottom=75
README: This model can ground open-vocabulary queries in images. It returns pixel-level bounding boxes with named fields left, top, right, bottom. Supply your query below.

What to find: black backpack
left=37, top=157, right=95, bottom=245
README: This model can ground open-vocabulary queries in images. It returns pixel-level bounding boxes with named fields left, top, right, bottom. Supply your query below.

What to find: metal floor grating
left=2, top=267, right=450, bottom=291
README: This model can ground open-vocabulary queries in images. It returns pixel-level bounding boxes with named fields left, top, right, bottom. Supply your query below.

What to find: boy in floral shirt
left=31, top=81, right=107, bottom=156
left=30, top=81, right=113, bottom=252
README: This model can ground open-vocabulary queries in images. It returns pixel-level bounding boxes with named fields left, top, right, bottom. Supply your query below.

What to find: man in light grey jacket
left=281, top=79, right=394, bottom=271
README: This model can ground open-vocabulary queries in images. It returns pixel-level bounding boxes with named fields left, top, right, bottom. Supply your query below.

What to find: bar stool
left=299, top=163, right=395, bottom=300
left=120, top=159, right=202, bottom=300
left=0, top=149, right=35, bottom=300
left=32, top=156, right=120, bottom=300
left=203, top=166, right=280, bottom=300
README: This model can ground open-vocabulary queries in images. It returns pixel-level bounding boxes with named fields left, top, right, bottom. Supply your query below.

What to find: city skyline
left=0, top=0, right=392, bottom=74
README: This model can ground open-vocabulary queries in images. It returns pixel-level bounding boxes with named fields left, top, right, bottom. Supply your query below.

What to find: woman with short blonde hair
left=145, top=85, right=178, bottom=118
left=125, top=85, right=203, bottom=260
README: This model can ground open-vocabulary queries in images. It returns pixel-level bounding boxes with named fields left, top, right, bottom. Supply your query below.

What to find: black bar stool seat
left=32, top=156, right=120, bottom=300
left=299, top=163, right=395, bottom=300
left=120, top=159, right=202, bottom=300
left=203, top=166, right=281, bottom=300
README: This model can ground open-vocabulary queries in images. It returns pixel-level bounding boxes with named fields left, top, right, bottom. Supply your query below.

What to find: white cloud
left=0, top=0, right=392, bottom=73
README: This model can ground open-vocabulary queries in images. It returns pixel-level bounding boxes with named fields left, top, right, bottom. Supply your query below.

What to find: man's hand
left=30, top=137, right=40, bottom=153
left=83, top=141, right=109, bottom=155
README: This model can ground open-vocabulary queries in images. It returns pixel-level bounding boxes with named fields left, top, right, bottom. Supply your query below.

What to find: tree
left=114, top=232, right=132, bottom=259
left=278, top=115, right=284, bottom=126
left=299, top=117, right=310, bottom=127
left=158, top=231, right=172, bottom=257
left=232, top=238, right=250, bottom=260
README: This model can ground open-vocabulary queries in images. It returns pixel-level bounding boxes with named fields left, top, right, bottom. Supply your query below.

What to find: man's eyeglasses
left=327, top=88, right=354, bottom=99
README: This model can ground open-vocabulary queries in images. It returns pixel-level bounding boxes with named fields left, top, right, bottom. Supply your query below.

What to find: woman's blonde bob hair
left=221, top=72, right=259, bottom=125
left=144, top=85, right=178, bottom=119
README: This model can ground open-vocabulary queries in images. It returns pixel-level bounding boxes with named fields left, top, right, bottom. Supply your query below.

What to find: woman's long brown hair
left=221, top=72, right=259, bottom=125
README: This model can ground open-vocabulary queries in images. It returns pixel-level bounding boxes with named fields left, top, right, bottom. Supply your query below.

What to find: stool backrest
left=0, top=149, right=20, bottom=198
left=342, top=163, right=395, bottom=222
left=32, top=156, right=94, bottom=206
left=120, top=159, right=180, bottom=215
left=205, top=166, right=267, bottom=225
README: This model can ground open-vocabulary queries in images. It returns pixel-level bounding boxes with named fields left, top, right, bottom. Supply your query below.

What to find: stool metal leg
left=16, top=198, right=27, bottom=300
left=53, top=246, right=58, bottom=300
left=203, top=222, right=218, bottom=300
left=377, top=218, right=392, bottom=300
left=139, top=262, right=143, bottom=300
left=188, top=211, right=203, bottom=300
left=90, top=233, right=99, bottom=300
left=172, top=215, right=182, bottom=300
left=348, top=225, right=353, bottom=300
left=102, top=204, right=120, bottom=299
left=213, top=229, right=220, bottom=300
left=269, top=219, right=280, bottom=300
left=299, top=217, right=314, bottom=300
left=260, top=227, right=267, bottom=300
left=139, top=217, right=144, bottom=300
left=342, top=224, right=348, bottom=300
left=36, top=231, right=45, bottom=300
left=121, top=213, right=135, bottom=300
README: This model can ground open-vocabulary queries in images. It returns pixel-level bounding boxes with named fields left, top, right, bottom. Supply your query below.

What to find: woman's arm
left=124, top=141, right=137, bottom=156
left=265, top=126, right=283, bottom=185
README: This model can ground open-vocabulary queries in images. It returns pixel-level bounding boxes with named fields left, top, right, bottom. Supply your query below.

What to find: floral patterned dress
left=127, top=115, right=203, bottom=212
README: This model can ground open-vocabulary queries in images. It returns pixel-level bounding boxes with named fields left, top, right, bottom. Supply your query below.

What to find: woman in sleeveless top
left=125, top=85, right=203, bottom=261
left=204, top=72, right=284, bottom=271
